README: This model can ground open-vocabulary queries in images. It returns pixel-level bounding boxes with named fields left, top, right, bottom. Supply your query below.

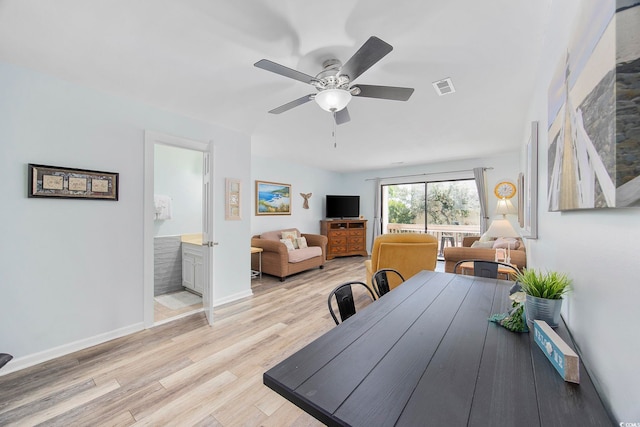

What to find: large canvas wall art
left=547, top=0, right=640, bottom=210
left=616, top=0, right=640, bottom=206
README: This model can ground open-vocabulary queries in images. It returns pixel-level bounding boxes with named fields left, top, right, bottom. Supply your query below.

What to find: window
left=381, top=179, right=481, bottom=252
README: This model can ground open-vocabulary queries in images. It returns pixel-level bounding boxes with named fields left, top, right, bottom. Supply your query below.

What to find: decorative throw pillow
left=478, top=232, right=495, bottom=243
left=281, top=230, right=299, bottom=249
left=471, top=241, right=495, bottom=248
left=492, top=237, right=519, bottom=250
left=280, top=238, right=296, bottom=251
left=296, top=236, right=308, bottom=249
left=260, top=230, right=282, bottom=241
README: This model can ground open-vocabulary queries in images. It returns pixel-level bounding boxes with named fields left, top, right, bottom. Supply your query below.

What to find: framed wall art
left=225, top=178, right=241, bottom=220
left=547, top=3, right=640, bottom=209
left=522, top=122, right=538, bottom=239
left=255, top=180, right=291, bottom=215
left=517, top=172, right=525, bottom=228
left=28, top=164, right=119, bottom=200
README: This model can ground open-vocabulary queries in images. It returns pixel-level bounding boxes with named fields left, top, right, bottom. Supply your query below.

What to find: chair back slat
left=474, top=261, right=499, bottom=278
left=453, top=259, right=519, bottom=280
left=328, top=281, right=377, bottom=325
left=335, top=286, right=356, bottom=322
left=372, top=268, right=406, bottom=298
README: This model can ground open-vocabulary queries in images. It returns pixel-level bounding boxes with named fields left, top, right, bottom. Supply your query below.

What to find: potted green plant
left=514, top=268, right=571, bottom=328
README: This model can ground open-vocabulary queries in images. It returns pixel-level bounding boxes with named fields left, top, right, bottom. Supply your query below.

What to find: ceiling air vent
left=432, top=78, right=455, bottom=96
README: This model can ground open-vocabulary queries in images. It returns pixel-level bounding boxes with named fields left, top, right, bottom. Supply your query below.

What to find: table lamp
left=495, top=197, right=516, bottom=218
left=485, top=217, right=519, bottom=263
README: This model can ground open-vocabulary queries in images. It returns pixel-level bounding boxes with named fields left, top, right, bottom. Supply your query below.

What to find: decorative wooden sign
left=533, top=320, right=580, bottom=383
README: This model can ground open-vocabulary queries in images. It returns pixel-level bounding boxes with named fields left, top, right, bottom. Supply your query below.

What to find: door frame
left=143, top=130, right=212, bottom=328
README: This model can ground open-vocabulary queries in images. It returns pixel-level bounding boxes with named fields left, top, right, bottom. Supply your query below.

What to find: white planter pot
left=525, top=295, right=563, bottom=328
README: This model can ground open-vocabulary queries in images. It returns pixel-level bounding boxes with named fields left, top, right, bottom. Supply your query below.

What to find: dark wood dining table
left=263, top=270, right=613, bottom=426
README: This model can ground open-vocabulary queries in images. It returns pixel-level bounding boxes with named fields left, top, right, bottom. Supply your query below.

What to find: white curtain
left=371, top=178, right=382, bottom=252
left=473, top=167, right=489, bottom=234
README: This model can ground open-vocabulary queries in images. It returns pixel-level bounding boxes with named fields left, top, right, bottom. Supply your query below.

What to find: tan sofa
left=443, top=236, right=526, bottom=273
left=251, top=228, right=328, bottom=281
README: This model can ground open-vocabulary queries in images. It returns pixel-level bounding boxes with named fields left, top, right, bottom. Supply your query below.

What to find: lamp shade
left=495, top=197, right=516, bottom=216
left=485, top=218, right=519, bottom=238
left=315, top=88, right=352, bottom=112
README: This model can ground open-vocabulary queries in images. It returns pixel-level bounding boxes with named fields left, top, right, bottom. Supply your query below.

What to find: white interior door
left=201, top=142, right=215, bottom=325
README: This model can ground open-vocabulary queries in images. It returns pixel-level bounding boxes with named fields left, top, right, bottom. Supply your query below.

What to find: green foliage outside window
left=427, top=184, right=472, bottom=225
left=387, top=200, right=416, bottom=224
left=386, top=181, right=479, bottom=226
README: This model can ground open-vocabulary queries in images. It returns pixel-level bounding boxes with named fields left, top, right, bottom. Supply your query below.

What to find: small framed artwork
left=522, top=121, right=538, bottom=239
left=28, top=164, right=119, bottom=200
left=255, top=180, right=291, bottom=215
left=517, top=172, right=525, bottom=228
left=225, top=178, right=241, bottom=220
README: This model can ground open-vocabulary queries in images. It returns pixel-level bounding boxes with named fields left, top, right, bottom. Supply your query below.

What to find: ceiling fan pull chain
left=332, top=112, right=337, bottom=148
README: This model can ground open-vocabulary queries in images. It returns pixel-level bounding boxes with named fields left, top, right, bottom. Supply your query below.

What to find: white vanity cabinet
left=182, top=243, right=203, bottom=295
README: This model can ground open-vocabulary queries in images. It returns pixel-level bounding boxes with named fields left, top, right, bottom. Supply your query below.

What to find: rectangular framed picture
left=255, top=180, right=291, bottom=215
left=522, top=121, right=538, bottom=238
left=517, top=172, right=525, bottom=228
left=28, top=164, right=119, bottom=200
left=225, top=178, right=241, bottom=220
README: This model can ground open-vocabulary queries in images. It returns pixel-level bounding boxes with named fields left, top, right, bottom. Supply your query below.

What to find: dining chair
left=364, top=233, right=438, bottom=293
left=328, top=281, right=377, bottom=325
left=371, top=268, right=405, bottom=298
left=453, top=259, right=520, bottom=279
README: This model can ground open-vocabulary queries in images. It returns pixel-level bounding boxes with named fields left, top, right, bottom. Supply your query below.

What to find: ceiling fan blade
left=268, top=94, right=314, bottom=114
left=339, top=36, right=393, bottom=82
left=254, top=59, right=317, bottom=85
left=334, top=108, right=351, bottom=125
left=352, top=84, right=414, bottom=101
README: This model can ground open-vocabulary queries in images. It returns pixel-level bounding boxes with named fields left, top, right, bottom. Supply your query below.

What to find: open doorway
left=143, top=131, right=215, bottom=328
left=152, top=144, right=204, bottom=323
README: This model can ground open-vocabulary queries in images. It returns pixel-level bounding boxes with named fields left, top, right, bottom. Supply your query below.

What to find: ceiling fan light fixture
left=314, top=88, right=352, bottom=112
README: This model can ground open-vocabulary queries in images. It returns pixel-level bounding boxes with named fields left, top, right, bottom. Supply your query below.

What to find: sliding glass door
left=382, top=179, right=481, bottom=253
left=383, top=182, right=426, bottom=233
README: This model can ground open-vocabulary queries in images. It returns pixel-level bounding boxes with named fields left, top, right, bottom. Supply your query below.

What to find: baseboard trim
left=1, top=291, right=253, bottom=376
left=0, top=322, right=145, bottom=376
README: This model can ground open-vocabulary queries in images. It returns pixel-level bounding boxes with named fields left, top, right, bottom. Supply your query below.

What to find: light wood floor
left=0, top=256, right=375, bottom=426
left=154, top=291, right=203, bottom=323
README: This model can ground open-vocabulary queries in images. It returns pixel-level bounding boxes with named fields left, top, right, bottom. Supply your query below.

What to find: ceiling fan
left=254, top=36, right=414, bottom=125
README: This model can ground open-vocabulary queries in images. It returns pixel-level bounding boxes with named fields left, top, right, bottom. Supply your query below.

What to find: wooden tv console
left=320, top=219, right=368, bottom=260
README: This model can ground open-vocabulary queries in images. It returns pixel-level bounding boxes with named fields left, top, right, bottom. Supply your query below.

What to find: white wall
left=153, top=144, right=202, bottom=237
left=523, top=0, right=639, bottom=421
left=0, top=61, right=251, bottom=371
left=213, top=129, right=252, bottom=303
left=341, top=152, right=522, bottom=251
left=251, top=155, right=342, bottom=235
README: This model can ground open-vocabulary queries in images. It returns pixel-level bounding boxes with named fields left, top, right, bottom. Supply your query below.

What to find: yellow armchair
left=364, top=233, right=438, bottom=293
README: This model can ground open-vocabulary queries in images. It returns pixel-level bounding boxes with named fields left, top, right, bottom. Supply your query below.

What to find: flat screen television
left=326, top=195, right=360, bottom=219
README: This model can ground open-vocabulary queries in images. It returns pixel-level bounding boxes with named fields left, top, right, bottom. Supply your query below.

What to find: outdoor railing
left=386, top=223, right=480, bottom=256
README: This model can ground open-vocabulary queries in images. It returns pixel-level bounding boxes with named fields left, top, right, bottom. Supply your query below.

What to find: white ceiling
left=0, top=0, right=552, bottom=172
